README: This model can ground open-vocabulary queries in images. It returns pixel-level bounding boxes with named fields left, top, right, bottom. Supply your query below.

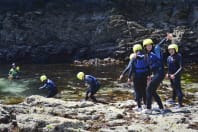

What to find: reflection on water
left=0, top=63, right=197, bottom=104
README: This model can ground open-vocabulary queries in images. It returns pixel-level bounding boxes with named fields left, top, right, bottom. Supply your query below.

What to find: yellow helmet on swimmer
left=77, top=72, right=85, bottom=80
left=40, top=75, right=47, bottom=82
left=143, top=38, right=153, bottom=46
left=133, top=44, right=142, bottom=53
left=168, top=44, right=178, bottom=53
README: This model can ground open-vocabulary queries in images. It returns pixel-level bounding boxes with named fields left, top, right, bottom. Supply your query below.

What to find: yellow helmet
left=168, top=44, right=178, bottom=53
left=77, top=72, right=85, bottom=80
left=133, top=44, right=142, bottom=53
left=16, top=66, right=20, bottom=71
left=129, top=53, right=136, bottom=60
left=143, top=39, right=153, bottom=46
left=40, top=75, right=47, bottom=82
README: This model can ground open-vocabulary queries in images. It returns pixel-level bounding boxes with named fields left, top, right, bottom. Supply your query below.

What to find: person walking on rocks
left=77, top=72, right=100, bottom=102
left=166, top=44, right=184, bottom=108
left=119, top=44, right=149, bottom=111
left=142, top=34, right=172, bottom=114
left=39, top=75, right=58, bottom=98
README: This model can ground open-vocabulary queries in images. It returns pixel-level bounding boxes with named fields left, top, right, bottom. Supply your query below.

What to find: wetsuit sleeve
left=121, top=60, right=133, bottom=76
left=174, top=54, right=183, bottom=76
left=40, top=83, right=47, bottom=89
left=154, top=38, right=167, bottom=60
left=157, top=38, right=167, bottom=46
left=128, top=60, right=135, bottom=79
left=167, top=57, right=171, bottom=74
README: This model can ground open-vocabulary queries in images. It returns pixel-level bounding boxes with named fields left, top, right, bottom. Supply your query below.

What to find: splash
left=0, top=78, right=33, bottom=95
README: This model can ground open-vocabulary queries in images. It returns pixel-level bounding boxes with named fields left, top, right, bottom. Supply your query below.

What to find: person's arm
left=155, top=33, right=173, bottom=59
left=173, top=54, right=182, bottom=76
left=39, top=83, right=47, bottom=90
left=154, top=38, right=167, bottom=60
left=128, top=60, right=134, bottom=79
left=121, top=60, right=133, bottom=76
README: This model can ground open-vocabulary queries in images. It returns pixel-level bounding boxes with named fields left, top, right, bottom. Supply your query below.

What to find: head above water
left=77, top=72, right=85, bottom=80
left=12, top=63, right=16, bottom=68
left=40, top=75, right=47, bottom=82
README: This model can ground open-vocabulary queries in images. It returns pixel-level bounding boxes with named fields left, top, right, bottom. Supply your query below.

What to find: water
left=0, top=63, right=197, bottom=104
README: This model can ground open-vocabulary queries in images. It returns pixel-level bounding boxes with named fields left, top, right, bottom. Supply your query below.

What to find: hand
left=166, top=33, right=173, bottom=40
left=165, top=74, right=169, bottom=79
left=38, top=87, right=42, bottom=90
left=170, top=74, right=175, bottom=79
left=127, top=78, right=131, bottom=84
left=147, top=76, right=151, bottom=83
left=119, top=75, right=123, bottom=81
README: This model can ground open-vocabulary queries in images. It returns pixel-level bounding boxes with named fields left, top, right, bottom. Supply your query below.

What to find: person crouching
left=39, top=75, right=58, bottom=98
left=77, top=72, right=100, bottom=102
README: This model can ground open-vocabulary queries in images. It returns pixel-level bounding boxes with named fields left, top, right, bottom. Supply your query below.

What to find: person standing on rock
left=166, top=44, right=184, bottom=108
left=142, top=34, right=173, bottom=114
left=39, top=75, right=58, bottom=98
left=77, top=72, right=100, bottom=102
left=119, top=44, right=149, bottom=111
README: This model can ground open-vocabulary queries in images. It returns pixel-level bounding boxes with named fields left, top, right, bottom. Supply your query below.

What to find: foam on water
left=0, top=78, right=35, bottom=95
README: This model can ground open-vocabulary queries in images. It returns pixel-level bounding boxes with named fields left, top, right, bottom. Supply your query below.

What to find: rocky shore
left=0, top=81, right=198, bottom=132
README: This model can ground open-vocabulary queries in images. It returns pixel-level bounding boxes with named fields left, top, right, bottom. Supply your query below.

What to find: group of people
left=119, top=33, right=183, bottom=114
left=7, top=33, right=184, bottom=114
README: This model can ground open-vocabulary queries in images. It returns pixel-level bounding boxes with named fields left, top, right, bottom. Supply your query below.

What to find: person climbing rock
left=39, top=75, right=58, bottom=98
left=77, top=72, right=100, bottom=102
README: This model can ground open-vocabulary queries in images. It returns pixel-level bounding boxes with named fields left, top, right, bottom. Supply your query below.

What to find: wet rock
left=73, top=58, right=123, bottom=66
left=0, top=1, right=197, bottom=63
left=0, top=94, right=198, bottom=131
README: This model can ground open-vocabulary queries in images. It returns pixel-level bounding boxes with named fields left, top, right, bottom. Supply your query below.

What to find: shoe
left=166, top=99, right=176, bottom=105
left=173, top=105, right=183, bottom=109
left=142, top=109, right=152, bottom=114
left=159, top=109, right=166, bottom=114
left=133, top=107, right=142, bottom=112
left=142, top=105, right=146, bottom=109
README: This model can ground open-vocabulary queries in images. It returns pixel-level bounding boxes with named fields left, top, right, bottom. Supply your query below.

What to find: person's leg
left=85, top=88, right=91, bottom=100
left=146, top=83, right=153, bottom=109
left=133, top=78, right=142, bottom=108
left=170, top=79, right=176, bottom=101
left=89, top=86, right=99, bottom=102
left=47, top=89, right=58, bottom=98
left=147, top=72, right=164, bottom=109
left=153, top=72, right=164, bottom=109
left=142, top=76, right=147, bottom=105
left=173, top=76, right=183, bottom=107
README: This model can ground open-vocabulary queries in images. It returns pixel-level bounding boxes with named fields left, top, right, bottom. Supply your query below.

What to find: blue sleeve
left=154, top=38, right=167, bottom=60
left=40, top=83, right=47, bottom=89
left=121, top=60, right=133, bottom=76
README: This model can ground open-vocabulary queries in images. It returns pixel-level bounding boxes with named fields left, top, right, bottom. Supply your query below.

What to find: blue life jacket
left=133, top=53, right=149, bottom=74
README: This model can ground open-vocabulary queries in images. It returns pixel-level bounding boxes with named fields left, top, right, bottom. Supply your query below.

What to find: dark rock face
left=0, top=0, right=197, bottom=63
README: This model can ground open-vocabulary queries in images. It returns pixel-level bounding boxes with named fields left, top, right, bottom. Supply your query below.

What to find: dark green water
left=0, top=63, right=197, bottom=104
